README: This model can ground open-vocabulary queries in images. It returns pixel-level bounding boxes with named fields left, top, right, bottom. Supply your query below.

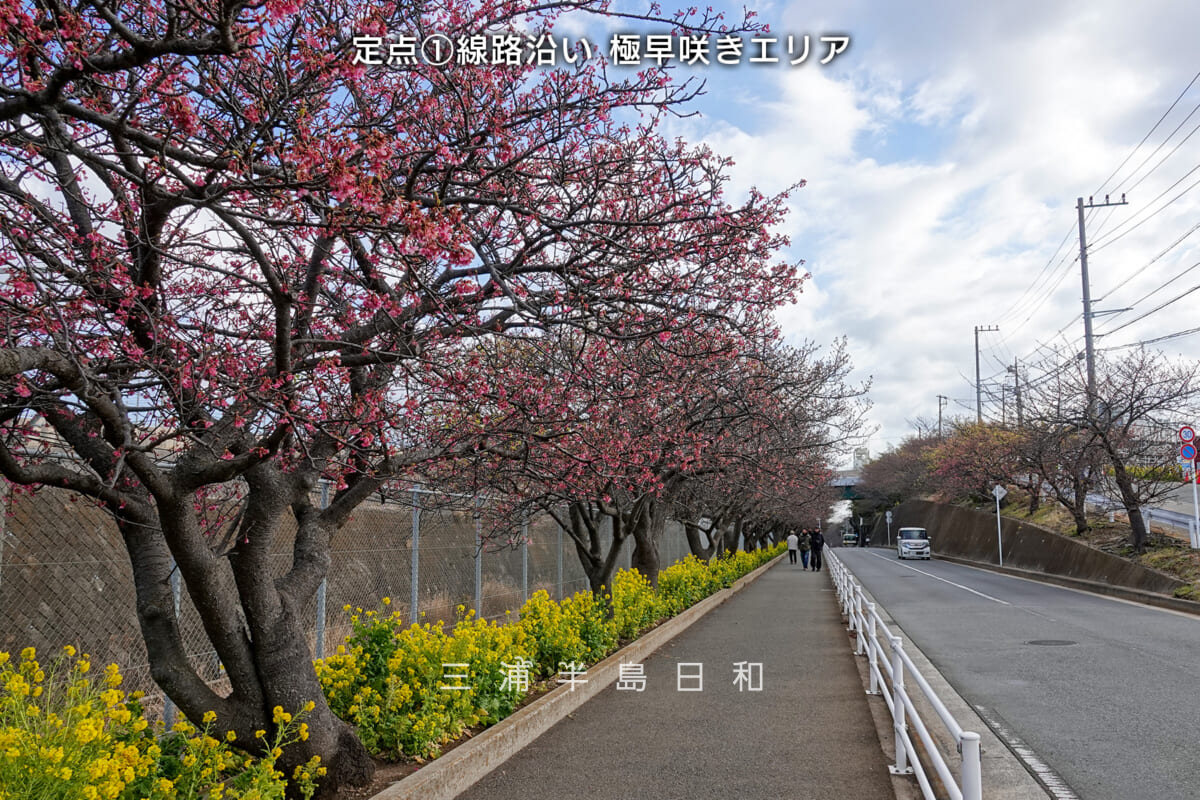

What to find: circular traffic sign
left=1180, top=425, right=1195, bottom=443
left=1182, top=443, right=1197, bottom=461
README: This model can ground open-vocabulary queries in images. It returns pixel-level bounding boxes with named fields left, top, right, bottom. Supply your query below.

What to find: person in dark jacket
left=810, top=530, right=826, bottom=571
left=798, top=529, right=812, bottom=569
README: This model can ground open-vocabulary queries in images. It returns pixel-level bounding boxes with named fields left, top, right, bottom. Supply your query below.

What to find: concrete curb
left=368, top=553, right=785, bottom=800
left=934, top=554, right=1200, bottom=616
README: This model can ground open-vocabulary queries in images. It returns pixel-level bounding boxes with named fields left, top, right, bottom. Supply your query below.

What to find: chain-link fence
left=0, top=482, right=694, bottom=716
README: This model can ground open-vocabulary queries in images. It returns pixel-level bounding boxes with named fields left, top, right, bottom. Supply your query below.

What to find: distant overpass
left=830, top=470, right=860, bottom=499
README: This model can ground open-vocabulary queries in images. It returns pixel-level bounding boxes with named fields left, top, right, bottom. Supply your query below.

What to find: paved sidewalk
left=455, top=560, right=897, bottom=800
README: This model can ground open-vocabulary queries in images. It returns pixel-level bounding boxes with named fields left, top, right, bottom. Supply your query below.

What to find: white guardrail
left=1085, top=492, right=1200, bottom=547
left=827, top=551, right=983, bottom=800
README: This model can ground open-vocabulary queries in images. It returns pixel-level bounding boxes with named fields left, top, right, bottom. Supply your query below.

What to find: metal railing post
left=890, top=635, right=913, bottom=775
left=854, top=585, right=868, bottom=655
left=410, top=485, right=420, bottom=623
left=837, top=551, right=981, bottom=796
left=848, top=579, right=858, bottom=629
left=866, top=602, right=880, bottom=695
left=961, top=731, right=983, bottom=800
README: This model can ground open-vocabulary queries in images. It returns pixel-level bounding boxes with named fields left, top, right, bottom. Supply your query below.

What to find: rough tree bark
left=559, top=500, right=628, bottom=595
left=628, top=497, right=665, bottom=586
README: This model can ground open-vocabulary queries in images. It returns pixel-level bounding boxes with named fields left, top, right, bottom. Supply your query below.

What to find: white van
left=896, top=527, right=931, bottom=560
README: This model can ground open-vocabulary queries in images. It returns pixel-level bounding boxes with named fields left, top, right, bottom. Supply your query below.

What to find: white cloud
left=673, top=0, right=1200, bottom=458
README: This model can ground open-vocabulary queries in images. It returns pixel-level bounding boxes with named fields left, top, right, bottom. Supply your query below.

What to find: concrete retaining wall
left=873, top=499, right=1185, bottom=595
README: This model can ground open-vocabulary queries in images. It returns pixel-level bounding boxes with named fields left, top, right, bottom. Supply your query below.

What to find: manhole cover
left=1026, top=640, right=1077, bottom=646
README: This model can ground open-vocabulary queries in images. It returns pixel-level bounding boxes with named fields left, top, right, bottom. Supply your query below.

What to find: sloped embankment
left=875, top=499, right=1186, bottom=596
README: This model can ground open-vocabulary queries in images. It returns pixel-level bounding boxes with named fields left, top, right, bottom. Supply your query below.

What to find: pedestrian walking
left=786, top=529, right=799, bottom=564
left=810, top=530, right=825, bottom=571
left=798, top=529, right=812, bottom=570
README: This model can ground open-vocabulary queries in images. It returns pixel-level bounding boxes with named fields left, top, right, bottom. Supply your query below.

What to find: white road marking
left=1017, top=606, right=1058, bottom=623
left=870, top=553, right=1012, bottom=605
left=974, top=705, right=1081, bottom=800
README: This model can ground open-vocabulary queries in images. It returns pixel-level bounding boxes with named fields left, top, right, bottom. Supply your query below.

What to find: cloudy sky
left=608, top=0, right=1200, bottom=463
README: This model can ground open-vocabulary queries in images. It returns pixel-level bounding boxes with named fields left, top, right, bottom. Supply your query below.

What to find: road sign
left=885, top=511, right=892, bottom=523
left=1182, top=443, right=1197, bottom=461
left=992, top=485, right=1006, bottom=565
left=1181, top=426, right=1196, bottom=443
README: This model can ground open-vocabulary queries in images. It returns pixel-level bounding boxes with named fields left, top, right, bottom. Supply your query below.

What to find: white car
left=896, top=527, right=931, bottom=560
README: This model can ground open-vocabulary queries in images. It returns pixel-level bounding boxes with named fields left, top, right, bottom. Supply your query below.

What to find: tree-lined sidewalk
left=0, top=1, right=866, bottom=794
left=452, top=561, right=897, bottom=800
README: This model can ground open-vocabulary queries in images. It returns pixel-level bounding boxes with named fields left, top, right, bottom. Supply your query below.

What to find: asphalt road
left=836, top=548, right=1200, bottom=800
left=1157, top=483, right=1200, bottom=518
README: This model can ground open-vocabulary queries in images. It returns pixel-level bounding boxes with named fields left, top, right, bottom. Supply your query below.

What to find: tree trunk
left=243, top=587, right=374, bottom=797
left=1024, top=477, right=1041, bottom=515
left=117, top=471, right=374, bottom=798
left=1069, top=474, right=1090, bottom=536
left=721, top=519, right=741, bottom=555
left=564, top=501, right=626, bottom=595
left=683, top=519, right=719, bottom=560
left=629, top=498, right=663, bottom=586
left=1109, top=462, right=1148, bottom=552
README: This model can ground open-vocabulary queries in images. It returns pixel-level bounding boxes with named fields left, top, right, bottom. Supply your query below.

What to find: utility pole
left=1008, top=357, right=1023, bottom=427
left=975, top=325, right=999, bottom=423
left=937, top=394, right=948, bottom=439
left=1076, top=194, right=1127, bottom=411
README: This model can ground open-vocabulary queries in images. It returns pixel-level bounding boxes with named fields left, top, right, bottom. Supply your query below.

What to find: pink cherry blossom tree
left=0, top=0, right=792, bottom=791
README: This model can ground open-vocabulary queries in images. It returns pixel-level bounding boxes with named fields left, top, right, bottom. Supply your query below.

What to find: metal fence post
left=961, top=731, right=983, bottom=800
left=0, top=480, right=8, bottom=591
left=557, top=516, right=564, bottom=602
left=163, top=560, right=182, bottom=728
left=521, top=518, right=529, bottom=606
left=890, top=636, right=913, bottom=775
left=315, top=481, right=329, bottom=660
left=866, top=602, right=879, bottom=695
left=474, top=496, right=482, bottom=618
left=410, top=485, right=420, bottom=623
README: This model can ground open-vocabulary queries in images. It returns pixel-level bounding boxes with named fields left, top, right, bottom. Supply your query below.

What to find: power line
left=993, top=224, right=1080, bottom=326
left=1101, top=324, right=1200, bottom=350
left=1123, top=111, right=1200, bottom=195
left=1093, top=68, right=1200, bottom=198
left=1095, top=269, right=1200, bottom=338
left=1093, top=219, right=1200, bottom=303
left=996, top=253, right=1082, bottom=359
left=1093, top=255, right=1200, bottom=340
left=1089, top=165, right=1200, bottom=253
